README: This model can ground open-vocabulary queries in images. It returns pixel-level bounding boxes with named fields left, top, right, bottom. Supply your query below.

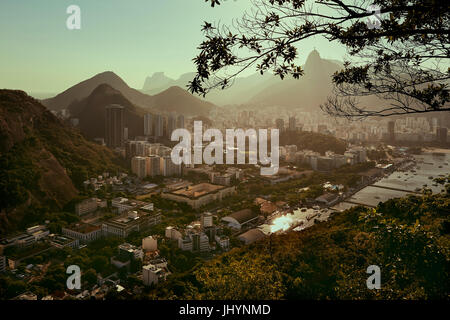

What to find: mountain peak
left=305, top=49, right=321, bottom=67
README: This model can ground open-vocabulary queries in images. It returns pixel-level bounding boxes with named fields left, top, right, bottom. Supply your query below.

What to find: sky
left=0, top=0, right=348, bottom=94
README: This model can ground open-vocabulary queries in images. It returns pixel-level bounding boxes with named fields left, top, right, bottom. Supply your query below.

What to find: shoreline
left=422, top=147, right=450, bottom=154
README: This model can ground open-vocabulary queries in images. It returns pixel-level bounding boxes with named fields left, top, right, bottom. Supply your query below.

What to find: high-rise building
left=388, top=121, right=396, bottom=142
left=167, top=114, right=176, bottom=138
left=437, top=127, right=448, bottom=143
left=144, top=113, right=153, bottom=136
left=105, top=104, right=124, bottom=148
left=177, top=114, right=185, bottom=129
left=191, top=232, right=210, bottom=252
left=131, top=156, right=147, bottom=178
left=288, top=116, right=296, bottom=131
left=154, top=114, right=164, bottom=137
left=160, top=156, right=181, bottom=177
left=275, top=118, right=284, bottom=132
left=146, top=155, right=161, bottom=177
left=201, top=212, right=213, bottom=228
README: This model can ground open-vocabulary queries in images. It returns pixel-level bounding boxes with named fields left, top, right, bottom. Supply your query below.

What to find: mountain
left=42, top=71, right=153, bottom=111
left=142, top=71, right=280, bottom=106
left=151, top=86, right=215, bottom=116
left=42, top=71, right=215, bottom=116
left=68, top=84, right=145, bottom=140
left=142, top=72, right=196, bottom=94
left=206, top=72, right=281, bottom=106
left=0, top=90, right=125, bottom=235
left=140, top=50, right=343, bottom=107
left=248, top=50, right=343, bottom=109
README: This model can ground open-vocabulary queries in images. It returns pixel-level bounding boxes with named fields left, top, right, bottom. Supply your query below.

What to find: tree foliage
left=192, top=0, right=449, bottom=118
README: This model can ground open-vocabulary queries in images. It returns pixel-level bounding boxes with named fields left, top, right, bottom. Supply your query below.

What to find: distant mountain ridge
left=141, top=50, right=344, bottom=108
left=42, top=71, right=215, bottom=116
left=142, top=72, right=196, bottom=94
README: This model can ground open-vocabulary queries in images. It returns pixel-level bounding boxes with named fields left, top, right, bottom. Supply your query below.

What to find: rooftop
left=224, top=209, right=259, bottom=225
left=170, top=183, right=226, bottom=199
left=64, top=223, right=101, bottom=234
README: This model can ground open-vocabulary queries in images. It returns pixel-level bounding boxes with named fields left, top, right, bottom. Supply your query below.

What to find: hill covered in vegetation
left=0, top=90, right=126, bottom=235
left=149, top=187, right=450, bottom=300
left=280, top=131, right=347, bottom=155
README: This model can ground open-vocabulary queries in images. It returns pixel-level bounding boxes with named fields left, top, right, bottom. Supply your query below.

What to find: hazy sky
left=0, top=0, right=347, bottom=93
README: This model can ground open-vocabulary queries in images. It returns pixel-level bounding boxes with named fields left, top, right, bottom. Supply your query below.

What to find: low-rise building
left=62, top=223, right=102, bottom=243
left=75, top=198, right=102, bottom=215
left=238, top=229, right=267, bottom=245
left=14, top=234, right=37, bottom=247
left=49, top=235, right=79, bottom=249
left=211, top=172, right=232, bottom=186
left=161, top=183, right=236, bottom=209
left=215, top=235, right=230, bottom=250
left=102, top=209, right=161, bottom=238
left=221, top=209, right=259, bottom=230
left=111, top=243, right=143, bottom=269
left=143, top=264, right=166, bottom=286
left=119, top=243, right=143, bottom=261
left=315, top=193, right=340, bottom=206
left=111, top=197, right=151, bottom=214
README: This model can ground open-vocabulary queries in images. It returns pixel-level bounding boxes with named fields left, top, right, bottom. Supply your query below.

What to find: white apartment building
left=143, top=264, right=166, bottom=286
left=165, top=226, right=182, bottom=240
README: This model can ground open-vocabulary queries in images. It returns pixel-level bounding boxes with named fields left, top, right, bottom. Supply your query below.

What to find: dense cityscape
left=0, top=0, right=448, bottom=311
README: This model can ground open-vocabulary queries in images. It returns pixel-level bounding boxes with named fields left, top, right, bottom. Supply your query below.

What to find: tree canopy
left=191, top=0, right=449, bottom=119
